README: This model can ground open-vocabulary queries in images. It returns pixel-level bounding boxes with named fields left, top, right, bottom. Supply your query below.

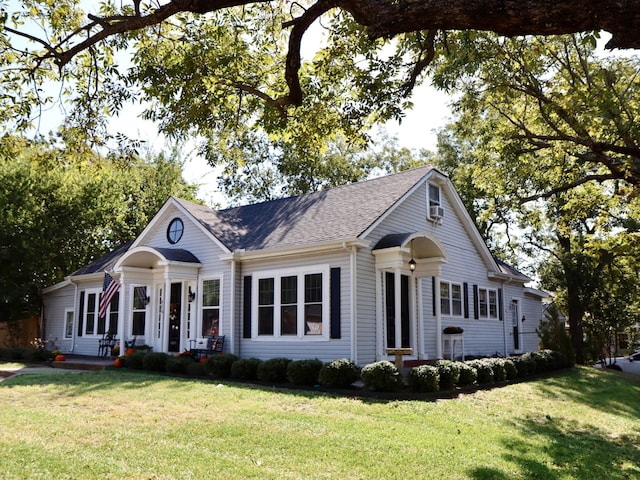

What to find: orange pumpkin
left=113, top=357, right=123, bottom=368
left=199, top=357, right=207, bottom=364
left=126, top=348, right=136, bottom=355
left=54, top=354, right=66, bottom=362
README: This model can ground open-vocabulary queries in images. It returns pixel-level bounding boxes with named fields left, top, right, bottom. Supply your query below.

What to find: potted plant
left=443, top=326, right=464, bottom=334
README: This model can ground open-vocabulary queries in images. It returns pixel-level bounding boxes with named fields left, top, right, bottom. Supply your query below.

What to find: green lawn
left=0, top=366, right=638, bottom=479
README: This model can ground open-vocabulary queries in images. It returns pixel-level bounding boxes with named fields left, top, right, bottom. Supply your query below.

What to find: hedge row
left=0, top=347, right=54, bottom=362
left=112, top=349, right=572, bottom=393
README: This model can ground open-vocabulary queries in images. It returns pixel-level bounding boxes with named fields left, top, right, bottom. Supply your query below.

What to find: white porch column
left=394, top=268, right=402, bottom=349
left=434, top=273, right=442, bottom=358
left=375, top=268, right=383, bottom=360
left=416, top=276, right=425, bottom=359
left=161, top=276, right=171, bottom=352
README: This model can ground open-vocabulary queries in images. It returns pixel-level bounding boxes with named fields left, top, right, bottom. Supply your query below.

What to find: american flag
left=99, top=272, right=120, bottom=319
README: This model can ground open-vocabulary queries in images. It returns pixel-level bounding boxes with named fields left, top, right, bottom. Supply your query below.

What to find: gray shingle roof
left=176, top=165, right=433, bottom=251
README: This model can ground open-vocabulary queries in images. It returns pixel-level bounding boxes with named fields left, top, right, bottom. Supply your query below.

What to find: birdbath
left=385, top=348, right=413, bottom=370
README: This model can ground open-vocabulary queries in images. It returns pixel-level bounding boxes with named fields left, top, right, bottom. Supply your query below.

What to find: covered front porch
left=373, top=232, right=449, bottom=362
left=113, top=246, right=202, bottom=354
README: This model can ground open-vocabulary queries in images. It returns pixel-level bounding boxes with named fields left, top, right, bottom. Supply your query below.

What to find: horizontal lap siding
left=521, top=293, right=544, bottom=353
left=42, top=284, right=76, bottom=353
left=366, top=182, right=527, bottom=359
left=237, top=251, right=353, bottom=363
left=356, top=249, right=377, bottom=365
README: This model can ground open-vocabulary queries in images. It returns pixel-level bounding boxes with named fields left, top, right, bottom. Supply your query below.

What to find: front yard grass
left=0, top=366, right=638, bottom=479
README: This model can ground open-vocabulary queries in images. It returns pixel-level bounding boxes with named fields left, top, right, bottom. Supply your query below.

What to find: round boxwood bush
left=408, top=365, right=440, bottom=392
left=467, top=359, right=494, bottom=384
left=143, top=352, right=170, bottom=372
left=186, top=361, right=206, bottom=377
left=361, top=361, right=404, bottom=392
left=486, top=358, right=507, bottom=382
left=435, top=360, right=461, bottom=389
left=124, top=351, right=147, bottom=370
left=204, top=353, right=239, bottom=379
left=257, top=357, right=292, bottom=383
left=457, top=362, right=478, bottom=386
left=502, top=358, right=518, bottom=380
left=230, top=357, right=263, bottom=380
left=165, top=356, right=193, bottom=374
left=509, top=355, right=536, bottom=378
left=287, top=359, right=324, bottom=386
left=318, top=358, right=360, bottom=388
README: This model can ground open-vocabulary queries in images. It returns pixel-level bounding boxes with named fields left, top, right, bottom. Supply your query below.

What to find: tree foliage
left=434, top=34, right=640, bottom=363
left=0, top=135, right=198, bottom=322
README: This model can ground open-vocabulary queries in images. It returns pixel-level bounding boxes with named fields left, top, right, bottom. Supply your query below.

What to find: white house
left=42, top=166, right=545, bottom=364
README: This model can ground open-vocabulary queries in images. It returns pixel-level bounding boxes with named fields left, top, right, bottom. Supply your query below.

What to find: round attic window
left=167, top=218, right=184, bottom=244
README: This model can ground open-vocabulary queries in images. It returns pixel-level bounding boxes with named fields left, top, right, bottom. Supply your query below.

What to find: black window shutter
left=243, top=276, right=252, bottom=338
left=432, top=276, right=436, bottom=316
left=463, top=282, right=469, bottom=318
left=498, top=288, right=503, bottom=321
left=77, top=291, right=85, bottom=337
left=330, top=267, right=341, bottom=339
left=473, top=285, right=479, bottom=319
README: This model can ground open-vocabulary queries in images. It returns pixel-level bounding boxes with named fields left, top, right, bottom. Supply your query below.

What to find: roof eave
left=221, top=238, right=370, bottom=261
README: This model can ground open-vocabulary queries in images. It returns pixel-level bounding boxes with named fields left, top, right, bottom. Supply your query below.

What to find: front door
left=385, top=272, right=411, bottom=349
left=168, top=283, right=182, bottom=352
left=511, top=299, right=520, bottom=351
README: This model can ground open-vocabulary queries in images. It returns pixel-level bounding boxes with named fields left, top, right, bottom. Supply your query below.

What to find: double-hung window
left=202, top=279, right=221, bottom=336
left=83, top=290, right=99, bottom=335
left=440, top=281, right=462, bottom=317
left=254, top=266, right=329, bottom=340
left=478, top=287, right=498, bottom=319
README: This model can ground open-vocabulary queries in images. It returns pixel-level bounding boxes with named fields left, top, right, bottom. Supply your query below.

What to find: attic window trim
left=167, top=217, right=184, bottom=244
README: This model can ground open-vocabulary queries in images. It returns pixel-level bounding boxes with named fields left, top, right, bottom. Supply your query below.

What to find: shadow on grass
left=468, top=415, right=640, bottom=480
left=534, top=367, right=640, bottom=421
left=466, top=368, right=640, bottom=480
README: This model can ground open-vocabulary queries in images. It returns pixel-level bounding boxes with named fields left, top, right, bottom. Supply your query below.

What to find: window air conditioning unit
left=430, top=205, right=445, bottom=220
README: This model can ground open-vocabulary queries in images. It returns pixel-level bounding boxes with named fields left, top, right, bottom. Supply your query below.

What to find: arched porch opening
left=114, top=246, right=201, bottom=354
left=372, top=232, right=448, bottom=362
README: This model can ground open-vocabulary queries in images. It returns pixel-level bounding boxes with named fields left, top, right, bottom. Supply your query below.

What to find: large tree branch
left=5, top=0, right=639, bottom=110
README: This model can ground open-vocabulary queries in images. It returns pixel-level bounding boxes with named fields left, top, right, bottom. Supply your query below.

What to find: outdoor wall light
left=409, top=239, right=416, bottom=273
left=188, top=286, right=196, bottom=302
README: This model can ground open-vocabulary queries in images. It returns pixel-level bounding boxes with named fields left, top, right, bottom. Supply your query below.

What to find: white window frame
left=427, top=182, right=442, bottom=220
left=63, top=309, right=74, bottom=339
left=440, top=281, right=463, bottom=317
left=83, top=289, right=101, bottom=336
left=131, top=285, right=148, bottom=337
left=478, top=287, right=499, bottom=320
left=201, top=277, right=222, bottom=336
left=252, top=265, right=330, bottom=341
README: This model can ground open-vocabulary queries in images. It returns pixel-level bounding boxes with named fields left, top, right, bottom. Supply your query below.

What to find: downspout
left=229, top=255, right=236, bottom=356
left=501, top=276, right=514, bottom=357
left=350, top=245, right=357, bottom=364
left=341, top=242, right=357, bottom=364
left=69, top=278, right=78, bottom=352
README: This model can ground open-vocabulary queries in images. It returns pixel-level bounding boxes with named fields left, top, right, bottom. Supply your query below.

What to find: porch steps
left=52, top=355, right=113, bottom=371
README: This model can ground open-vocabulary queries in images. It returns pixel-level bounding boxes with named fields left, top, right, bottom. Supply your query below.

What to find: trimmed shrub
left=318, top=358, right=360, bottom=388
left=511, top=354, right=535, bottom=377
left=1, top=348, right=26, bottom=361
left=361, top=361, right=404, bottom=392
left=165, top=356, right=193, bottom=374
left=125, top=351, right=147, bottom=370
left=204, top=353, right=239, bottom=379
left=550, top=349, right=572, bottom=369
left=23, top=348, right=52, bottom=362
left=186, top=361, right=206, bottom=377
left=257, top=357, right=292, bottom=383
left=457, top=362, right=477, bottom=386
left=408, top=365, right=440, bottom=392
left=520, top=352, right=540, bottom=374
left=467, top=359, right=494, bottom=384
left=143, top=352, right=170, bottom=372
left=435, top=360, right=461, bottom=389
left=230, top=358, right=263, bottom=381
left=487, top=358, right=507, bottom=382
left=287, top=359, right=324, bottom=386
left=503, top=358, right=518, bottom=380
